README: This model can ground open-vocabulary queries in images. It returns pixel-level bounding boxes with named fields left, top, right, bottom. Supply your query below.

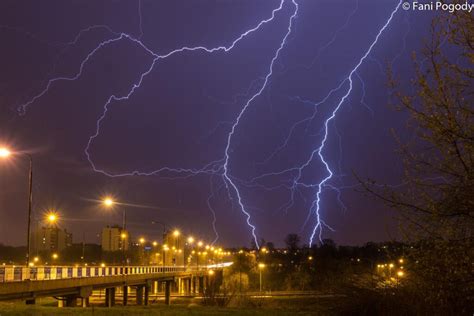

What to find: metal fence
left=0, top=265, right=188, bottom=282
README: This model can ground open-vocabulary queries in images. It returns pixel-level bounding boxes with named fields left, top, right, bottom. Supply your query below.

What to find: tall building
left=101, top=226, right=129, bottom=252
left=32, top=226, right=72, bottom=254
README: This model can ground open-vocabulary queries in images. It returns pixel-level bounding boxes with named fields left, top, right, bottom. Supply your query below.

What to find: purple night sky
left=0, top=0, right=435, bottom=247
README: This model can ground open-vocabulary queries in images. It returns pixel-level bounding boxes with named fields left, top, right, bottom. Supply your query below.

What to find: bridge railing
left=0, top=265, right=196, bottom=283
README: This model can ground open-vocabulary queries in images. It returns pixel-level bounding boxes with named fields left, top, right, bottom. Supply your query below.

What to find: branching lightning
left=11, top=0, right=405, bottom=248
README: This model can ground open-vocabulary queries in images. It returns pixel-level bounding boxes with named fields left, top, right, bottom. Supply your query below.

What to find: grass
left=0, top=296, right=346, bottom=316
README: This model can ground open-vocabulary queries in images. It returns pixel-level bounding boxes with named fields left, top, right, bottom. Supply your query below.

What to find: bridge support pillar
left=81, top=297, right=89, bottom=308
left=192, top=277, right=197, bottom=295
left=136, top=285, right=144, bottom=305
left=123, top=286, right=128, bottom=306
left=65, top=296, right=77, bottom=307
left=79, top=286, right=92, bottom=308
left=164, top=280, right=171, bottom=305
left=25, top=298, right=35, bottom=305
left=105, top=287, right=116, bottom=307
left=144, top=284, right=150, bottom=306
left=199, top=276, right=204, bottom=294
left=187, top=278, right=192, bottom=295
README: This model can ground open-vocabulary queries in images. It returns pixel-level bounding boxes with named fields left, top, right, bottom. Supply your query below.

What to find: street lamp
left=258, top=263, right=266, bottom=293
left=0, top=147, right=33, bottom=267
left=103, top=197, right=114, bottom=207
left=102, top=196, right=127, bottom=230
left=102, top=197, right=129, bottom=265
left=46, top=212, right=58, bottom=225
left=0, top=148, right=11, bottom=158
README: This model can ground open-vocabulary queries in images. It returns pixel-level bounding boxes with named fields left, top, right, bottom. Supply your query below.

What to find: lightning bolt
left=307, top=0, right=402, bottom=245
left=223, top=0, right=298, bottom=249
left=11, top=0, right=404, bottom=248
left=15, top=0, right=296, bottom=248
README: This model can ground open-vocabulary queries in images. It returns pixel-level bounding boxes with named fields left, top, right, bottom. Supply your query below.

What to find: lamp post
left=197, top=241, right=203, bottom=270
left=151, top=220, right=168, bottom=269
left=173, top=230, right=180, bottom=266
left=102, top=197, right=127, bottom=230
left=0, top=147, right=33, bottom=267
left=102, top=197, right=128, bottom=265
left=258, top=263, right=265, bottom=293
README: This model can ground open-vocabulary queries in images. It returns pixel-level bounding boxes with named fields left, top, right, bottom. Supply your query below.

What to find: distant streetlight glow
left=187, top=236, right=194, bottom=244
left=103, top=197, right=114, bottom=207
left=0, top=148, right=11, bottom=158
left=139, top=237, right=145, bottom=244
left=46, top=212, right=58, bottom=224
left=173, top=230, right=180, bottom=237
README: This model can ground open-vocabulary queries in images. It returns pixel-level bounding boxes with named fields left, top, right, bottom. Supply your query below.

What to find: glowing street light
left=173, top=230, right=180, bottom=237
left=0, top=146, right=33, bottom=267
left=258, top=263, right=266, bottom=292
left=197, top=241, right=203, bottom=247
left=103, top=197, right=114, bottom=207
left=139, top=237, right=145, bottom=244
left=187, top=236, right=194, bottom=244
left=46, top=212, right=58, bottom=224
left=52, top=253, right=58, bottom=260
left=0, top=148, right=11, bottom=158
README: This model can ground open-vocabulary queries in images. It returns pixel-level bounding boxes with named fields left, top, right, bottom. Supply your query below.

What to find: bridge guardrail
left=0, top=265, right=194, bottom=283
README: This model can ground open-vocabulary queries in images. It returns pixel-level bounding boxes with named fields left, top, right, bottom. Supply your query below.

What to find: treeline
left=225, top=234, right=405, bottom=292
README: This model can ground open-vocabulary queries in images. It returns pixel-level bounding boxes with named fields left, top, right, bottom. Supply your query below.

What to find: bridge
left=0, top=263, right=230, bottom=307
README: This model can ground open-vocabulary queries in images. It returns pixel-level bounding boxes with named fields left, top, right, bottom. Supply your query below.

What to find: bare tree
left=361, top=5, right=473, bottom=314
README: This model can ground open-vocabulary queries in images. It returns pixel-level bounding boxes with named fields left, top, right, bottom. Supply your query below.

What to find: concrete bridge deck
left=0, top=264, right=230, bottom=306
